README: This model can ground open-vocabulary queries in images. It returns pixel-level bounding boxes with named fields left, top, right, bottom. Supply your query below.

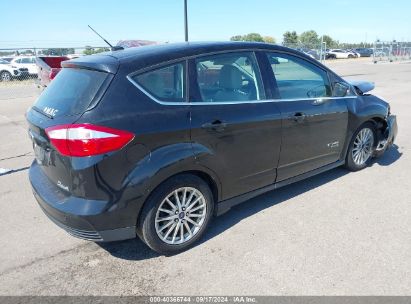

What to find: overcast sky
left=1, top=0, right=410, bottom=48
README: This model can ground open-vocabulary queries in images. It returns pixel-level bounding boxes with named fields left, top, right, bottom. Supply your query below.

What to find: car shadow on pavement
left=199, top=167, right=349, bottom=246
left=98, top=236, right=161, bottom=260
left=372, top=144, right=402, bottom=166
left=99, top=167, right=351, bottom=260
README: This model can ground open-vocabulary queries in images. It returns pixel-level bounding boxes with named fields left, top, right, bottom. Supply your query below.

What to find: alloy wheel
left=352, top=128, right=374, bottom=166
left=155, top=187, right=207, bottom=245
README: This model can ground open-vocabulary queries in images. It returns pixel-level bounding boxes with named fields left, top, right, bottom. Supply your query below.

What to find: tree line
left=231, top=30, right=373, bottom=49
left=230, top=33, right=276, bottom=44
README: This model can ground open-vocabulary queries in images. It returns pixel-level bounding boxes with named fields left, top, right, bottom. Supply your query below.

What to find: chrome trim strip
left=126, top=74, right=358, bottom=107
left=127, top=75, right=188, bottom=106
left=187, top=96, right=357, bottom=106
left=127, top=47, right=331, bottom=77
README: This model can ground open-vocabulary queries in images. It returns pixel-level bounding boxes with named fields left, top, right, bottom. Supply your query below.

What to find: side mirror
left=333, top=82, right=350, bottom=97
left=269, top=57, right=280, bottom=64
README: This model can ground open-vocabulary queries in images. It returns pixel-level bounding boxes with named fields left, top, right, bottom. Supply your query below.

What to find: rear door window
left=131, top=62, right=186, bottom=103
left=34, top=68, right=109, bottom=118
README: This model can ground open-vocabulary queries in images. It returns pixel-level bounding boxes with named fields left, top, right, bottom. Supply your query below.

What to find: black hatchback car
left=27, top=42, right=397, bottom=254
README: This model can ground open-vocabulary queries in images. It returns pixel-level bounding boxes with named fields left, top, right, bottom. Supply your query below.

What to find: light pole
left=184, top=0, right=188, bottom=42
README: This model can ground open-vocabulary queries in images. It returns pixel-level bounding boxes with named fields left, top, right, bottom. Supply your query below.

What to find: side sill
left=215, top=160, right=344, bottom=216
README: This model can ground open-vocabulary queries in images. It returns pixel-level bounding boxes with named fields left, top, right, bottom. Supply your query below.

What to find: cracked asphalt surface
left=0, top=60, right=410, bottom=295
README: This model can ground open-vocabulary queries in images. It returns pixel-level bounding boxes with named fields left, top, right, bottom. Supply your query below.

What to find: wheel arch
left=369, top=116, right=388, bottom=130
left=367, top=116, right=390, bottom=148
left=0, top=69, right=12, bottom=75
left=342, top=117, right=384, bottom=161
left=136, top=168, right=221, bottom=228
left=184, top=170, right=219, bottom=206
left=148, top=168, right=220, bottom=205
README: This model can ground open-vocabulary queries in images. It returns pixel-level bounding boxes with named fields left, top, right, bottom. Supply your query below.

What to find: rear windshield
left=34, top=68, right=108, bottom=118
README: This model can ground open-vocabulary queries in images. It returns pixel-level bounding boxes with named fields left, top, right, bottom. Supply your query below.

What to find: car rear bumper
left=29, top=161, right=137, bottom=242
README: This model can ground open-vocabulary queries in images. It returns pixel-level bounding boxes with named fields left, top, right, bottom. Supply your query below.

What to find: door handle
left=201, top=120, right=227, bottom=132
left=288, top=112, right=306, bottom=122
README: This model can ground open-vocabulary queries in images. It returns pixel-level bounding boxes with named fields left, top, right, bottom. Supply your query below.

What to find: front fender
left=342, top=95, right=390, bottom=160
left=348, top=95, right=389, bottom=129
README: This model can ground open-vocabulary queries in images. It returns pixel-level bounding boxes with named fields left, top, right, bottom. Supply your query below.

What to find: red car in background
left=36, top=56, right=71, bottom=87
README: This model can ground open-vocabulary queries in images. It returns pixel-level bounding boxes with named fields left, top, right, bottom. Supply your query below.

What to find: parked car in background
left=0, top=57, right=14, bottom=62
left=325, top=50, right=337, bottom=59
left=354, top=48, right=373, bottom=57
left=0, top=58, right=29, bottom=82
left=328, top=49, right=357, bottom=59
left=36, top=56, right=70, bottom=87
left=27, top=42, right=398, bottom=254
left=11, top=56, right=37, bottom=76
left=347, top=49, right=361, bottom=58
left=297, top=48, right=320, bottom=60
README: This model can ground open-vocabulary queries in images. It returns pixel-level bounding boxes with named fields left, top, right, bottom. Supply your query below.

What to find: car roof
left=63, top=41, right=324, bottom=74
left=112, top=41, right=293, bottom=59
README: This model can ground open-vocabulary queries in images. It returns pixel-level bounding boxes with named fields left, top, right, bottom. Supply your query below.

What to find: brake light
left=49, top=68, right=60, bottom=80
left=45, top=124, right=134, bottom=157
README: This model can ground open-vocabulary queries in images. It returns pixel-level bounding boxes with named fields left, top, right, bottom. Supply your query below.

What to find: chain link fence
left=372, top=41, right=411, bottom=63
left=0, top=47, right=107, bottom=100
left=282, top=43, right=328, bottom=62
left=1, top=42, right=411, bottom=101
left=283, top=41, right=411, bottom=64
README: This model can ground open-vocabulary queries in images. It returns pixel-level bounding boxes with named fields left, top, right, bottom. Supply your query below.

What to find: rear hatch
left=27, top=57, right=117, bottom=194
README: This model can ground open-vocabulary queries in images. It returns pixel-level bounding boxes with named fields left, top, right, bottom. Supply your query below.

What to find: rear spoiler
left=61, top=54, right=119, bottom=74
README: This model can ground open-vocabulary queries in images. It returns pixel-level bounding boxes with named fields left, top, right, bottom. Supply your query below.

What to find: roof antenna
left=88, top=25, right=124, bottom=51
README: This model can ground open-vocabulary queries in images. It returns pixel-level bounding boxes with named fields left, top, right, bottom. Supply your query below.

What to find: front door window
left=266, top=53, right=332, bottom=99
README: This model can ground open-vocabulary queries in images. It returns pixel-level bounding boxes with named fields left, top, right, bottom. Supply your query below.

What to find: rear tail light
left=45, top=124, right=134, bottom=157
left=49, top=68, right=60, bottom=80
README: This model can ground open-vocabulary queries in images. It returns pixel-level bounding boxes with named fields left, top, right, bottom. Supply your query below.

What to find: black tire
left=138, top=174, right=214, bottom=255
left=345, top=122, right=376, bottom=171
left=0, top=71, right=12, bottom=82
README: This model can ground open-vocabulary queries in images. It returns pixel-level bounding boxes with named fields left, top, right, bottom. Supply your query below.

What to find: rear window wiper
left=32, top=106, right=54, bottom=119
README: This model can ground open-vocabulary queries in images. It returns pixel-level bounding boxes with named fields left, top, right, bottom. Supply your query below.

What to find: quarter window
left=132, top=62, right=186, bottom=102
left=194, top=52, right=264, bottom=102
left=266, top=53, right=332, bottom=99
